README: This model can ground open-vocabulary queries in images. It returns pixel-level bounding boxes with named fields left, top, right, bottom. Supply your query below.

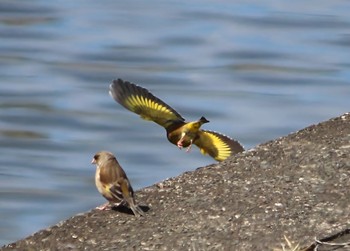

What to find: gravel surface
left=2, top=113, right=350, bottom=251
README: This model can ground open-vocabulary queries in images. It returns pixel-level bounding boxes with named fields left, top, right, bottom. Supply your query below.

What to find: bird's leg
left=186, top=139, right=193, bottom=153
left=177, top=132, right=194, bottom=152
left=177, top=132, right=186, bottom=149
left=96, top=202, right=111, bottom=210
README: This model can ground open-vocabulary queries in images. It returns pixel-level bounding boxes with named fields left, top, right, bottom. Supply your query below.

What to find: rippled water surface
left=0, top=0, right=349, bottom=245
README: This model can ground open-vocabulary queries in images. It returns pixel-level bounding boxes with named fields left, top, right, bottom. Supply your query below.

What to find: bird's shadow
left=111, top=204, right=150, bottom=216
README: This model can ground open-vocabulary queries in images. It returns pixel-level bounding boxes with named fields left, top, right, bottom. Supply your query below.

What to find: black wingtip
left=109, top=78, right=138, bottom=106
left=114, top=78, right=124, bottom=85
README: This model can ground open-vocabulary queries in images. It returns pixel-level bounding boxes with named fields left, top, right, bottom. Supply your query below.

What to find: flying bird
left=109, top=79, right=244, bottom=161
left=92, top=151, right=144, bottom=217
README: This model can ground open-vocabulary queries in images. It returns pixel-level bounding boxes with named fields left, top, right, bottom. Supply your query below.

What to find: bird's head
left=91, top=151, right=115, bottom=166
left=199, top=116, right=210, bottom=124
left=190, top=116, right=209, bottom=130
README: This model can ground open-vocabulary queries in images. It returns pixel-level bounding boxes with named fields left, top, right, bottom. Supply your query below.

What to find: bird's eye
left=94, top=154, right=99, bottom=161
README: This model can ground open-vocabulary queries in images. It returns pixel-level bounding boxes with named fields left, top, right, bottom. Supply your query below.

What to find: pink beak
left=91, top=158, right=96, bottom=164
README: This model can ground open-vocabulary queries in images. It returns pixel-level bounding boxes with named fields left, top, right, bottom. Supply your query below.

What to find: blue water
left=0, top=0, right=349, bottom=246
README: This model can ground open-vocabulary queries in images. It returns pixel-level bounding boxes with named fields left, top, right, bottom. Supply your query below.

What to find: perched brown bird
left=91, top=151, right=144, bottom=217
left=109, top=79, right=244, bottom=161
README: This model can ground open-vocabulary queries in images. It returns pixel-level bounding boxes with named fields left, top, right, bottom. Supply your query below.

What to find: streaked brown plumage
left=109, top=79, right=244, bottom=161
left=91, top=151, right=144, bottom=217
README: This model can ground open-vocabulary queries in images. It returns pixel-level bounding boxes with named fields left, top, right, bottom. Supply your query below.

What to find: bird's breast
left=95, top=169, right=104, bottom=195
left=167, top=131, right=192, bottom=147
left=95, top=168, right=114, bottom=200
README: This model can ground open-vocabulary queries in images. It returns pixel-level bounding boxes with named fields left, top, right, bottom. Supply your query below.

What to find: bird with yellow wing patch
left=109, top=79, right=244, bottom=161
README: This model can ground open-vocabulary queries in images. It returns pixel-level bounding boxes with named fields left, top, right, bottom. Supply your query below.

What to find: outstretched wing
left=193, top=130, right=244, bottom=161
left=109, top=79, right=185, bottom=129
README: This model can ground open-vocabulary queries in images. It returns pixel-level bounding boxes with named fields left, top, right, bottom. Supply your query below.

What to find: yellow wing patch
left=126, top=94, right=174, bottom=116
left=125, top=94, right=178, bottom=122
left=194, top=130, right=244, bottom=161
left=110, top=79, right=185, bottom=129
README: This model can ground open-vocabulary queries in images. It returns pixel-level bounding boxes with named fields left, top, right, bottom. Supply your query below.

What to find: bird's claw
left=177, top=138, right=193, bottom=152
left=96, top=202, right=110, bottom=210
left=186, top=144, right=192, bottom=153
